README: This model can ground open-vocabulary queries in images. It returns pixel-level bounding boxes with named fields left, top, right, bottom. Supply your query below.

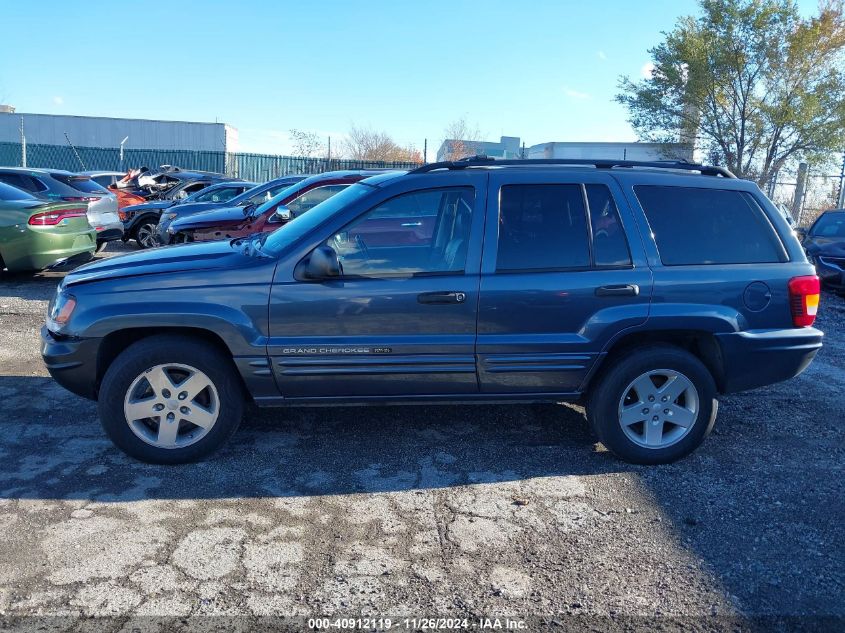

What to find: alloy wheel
left=123, top=363, right=220, bottom=449
left=136, top=223, right=158, bottom=248
left=617, top=369, right=699, bottom=449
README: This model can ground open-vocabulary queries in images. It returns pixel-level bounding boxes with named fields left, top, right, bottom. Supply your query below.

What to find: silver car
left=0, top=168, right=123, bottom=251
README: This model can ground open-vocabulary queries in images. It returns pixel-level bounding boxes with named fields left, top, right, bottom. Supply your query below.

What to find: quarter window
left=634, top=185, right=786, bottom=265
left=497, top=184, right=591, bottom=271
left=586, top=184, right=632, bottom=267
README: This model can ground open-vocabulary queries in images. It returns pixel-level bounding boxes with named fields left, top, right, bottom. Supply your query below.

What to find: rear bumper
left=4, top=231, right=96, bottom=272
left=715, top=327, right=823, bottom=393
left=95, top=227, right=124, bottom=244
left=41, top=326, right=100, bottom=400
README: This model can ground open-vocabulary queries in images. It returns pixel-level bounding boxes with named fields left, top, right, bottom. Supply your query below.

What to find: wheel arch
left=96, top=327, right=251, bottom=400
left=585, top=329, right=726, bottom=394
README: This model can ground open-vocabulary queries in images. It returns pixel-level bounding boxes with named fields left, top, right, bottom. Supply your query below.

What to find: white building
left=526, top=141, right=693, bottom=162
left=0, top=109, right=238, bottom=153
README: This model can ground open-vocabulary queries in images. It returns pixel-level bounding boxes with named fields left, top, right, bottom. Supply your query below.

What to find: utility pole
left=423, top=138, right=427, bottom=164
left=119, top=136, right=129, bottom=173
left=19, top=116, right=26, bottom=167
left=793, top=162, right=809, bottom=225
left=521, top=142, right=526, bottom=159
left=837, top=151, right=845, bottom=209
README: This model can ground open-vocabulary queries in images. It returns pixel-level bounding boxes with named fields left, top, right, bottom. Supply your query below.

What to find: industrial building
left=0, top=108, right=238, bottom=153
left=526, top=141, right=693, bottom=162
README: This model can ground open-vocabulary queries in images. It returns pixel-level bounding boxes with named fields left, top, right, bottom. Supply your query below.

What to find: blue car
left=42, top=157, right=822, bottom=465
left=155, top=175, right=307, bottom=245
left=122, top=177, right=251, bottom=248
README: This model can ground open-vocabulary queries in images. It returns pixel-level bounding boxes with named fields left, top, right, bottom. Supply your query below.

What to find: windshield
left=262, top=184, right=372, bottom=256
left=810, top=212, right=845, bottom=238
left=0, top=181, right=37, bottom=201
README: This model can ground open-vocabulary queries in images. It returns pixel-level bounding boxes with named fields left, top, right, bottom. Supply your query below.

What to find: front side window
left=497, top=184, right=591, bottom=271
left=195, top=186, right=241, bottom=203
left=325, top=187, right=474, bottom=277
left=635, top=185, right=786, bottom=265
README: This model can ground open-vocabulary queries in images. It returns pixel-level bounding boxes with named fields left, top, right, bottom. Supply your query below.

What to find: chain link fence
left=0, top=142, right=421, bottom=181
left=767, top=170, right=842, bottom=226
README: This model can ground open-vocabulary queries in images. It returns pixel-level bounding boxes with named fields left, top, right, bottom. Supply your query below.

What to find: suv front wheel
left=587, top=345, right=717, bottom=464
left=98, top=335, right=244, bottom=463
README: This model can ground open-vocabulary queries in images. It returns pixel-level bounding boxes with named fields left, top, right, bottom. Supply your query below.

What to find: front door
left=268, top=177, right=486, bottom=400
left=476, top=171, right=652, bottom=394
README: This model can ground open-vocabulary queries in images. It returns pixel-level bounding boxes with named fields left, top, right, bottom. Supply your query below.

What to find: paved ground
left=0, top=243, right=843, bottom=630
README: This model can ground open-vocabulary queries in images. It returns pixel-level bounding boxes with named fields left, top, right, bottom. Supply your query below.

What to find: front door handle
left=418, top=291, right=466, bottom=304
left=595, top=284, right=640, bottom=297
left=401, top=221, right=422, bottom=227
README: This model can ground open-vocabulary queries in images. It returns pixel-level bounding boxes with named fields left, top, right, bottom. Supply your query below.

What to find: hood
left=124, top=201, right=174, bottom=213
left=170, top=205, right=248, bottom=230
left=165, top=201, right=231, bottom=217
left=805, top=236, right=845, bottom=257
left=62, top=239, right=258, bottom=287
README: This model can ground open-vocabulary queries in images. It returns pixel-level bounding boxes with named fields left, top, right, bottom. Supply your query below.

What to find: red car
left=166, top=171, right=393, bottom=244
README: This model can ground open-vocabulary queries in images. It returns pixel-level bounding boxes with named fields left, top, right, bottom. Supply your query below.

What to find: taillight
left=28, top=209, right=88, bottom=226
left=788, top=275, right=820, bottom=327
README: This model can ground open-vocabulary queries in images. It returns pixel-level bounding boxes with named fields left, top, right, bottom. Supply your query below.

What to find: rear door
left=476, top=170, right=652, bottom=394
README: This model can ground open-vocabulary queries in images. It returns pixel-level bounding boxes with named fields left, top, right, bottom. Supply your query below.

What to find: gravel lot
left=1, top=243, right=843, bottom=630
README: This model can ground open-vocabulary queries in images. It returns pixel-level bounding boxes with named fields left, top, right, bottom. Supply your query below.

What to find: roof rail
left=410, top=155, right=736, bottom=178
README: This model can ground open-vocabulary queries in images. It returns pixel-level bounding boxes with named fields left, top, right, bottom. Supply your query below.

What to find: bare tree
left=289, top=129, right=325, bottom=158
left=440, top=118, right=484, bottom=161
left=342, top=125, right=421, bottom=162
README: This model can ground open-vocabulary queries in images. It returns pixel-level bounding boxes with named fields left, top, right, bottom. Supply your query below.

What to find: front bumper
left=156, top=219, right=174, bottom=245
left=716, top=327, right=823, bottom=393
left=41, top=326, right=101, bottom=400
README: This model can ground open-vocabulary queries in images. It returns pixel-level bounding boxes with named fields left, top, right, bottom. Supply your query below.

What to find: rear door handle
left=595, top=284, right=639, bottom=297
left=418, top=291, right=466, bottom=304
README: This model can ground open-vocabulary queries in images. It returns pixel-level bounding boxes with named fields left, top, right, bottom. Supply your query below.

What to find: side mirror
left=795, top=226, right=808, bottom=240
left=273, top=205, right=292, bottom=222
left=304, top=245, right=341, bottom=280
left=241, top=202, right=256, bottom=215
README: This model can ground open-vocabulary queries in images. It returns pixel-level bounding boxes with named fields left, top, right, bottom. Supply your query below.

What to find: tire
left=586, top=345, right=717, bottom=465
left=133, top=219, right=159, bottom=249
left=98, top=335, right=244, bottom=464
left=95, top=241, right=108, bottom=253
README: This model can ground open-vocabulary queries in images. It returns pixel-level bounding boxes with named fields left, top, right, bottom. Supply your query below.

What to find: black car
left=156, top=175, right=307, bottom=245
left=801, top=209, right=845, bottom=293
left=121, top=171, right=241, bottom=248
left=42, top=157, right=822, bottom=466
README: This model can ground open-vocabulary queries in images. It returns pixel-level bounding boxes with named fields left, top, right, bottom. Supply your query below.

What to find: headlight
left=47, top=290, right=77, bottom=332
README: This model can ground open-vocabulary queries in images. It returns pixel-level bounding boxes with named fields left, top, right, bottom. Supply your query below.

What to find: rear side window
left=50, top=174, right=109, bottom=194
left=0, top=181, right=36, bottom=201
left=497, top=184, right=590, bottom=270
left=634, top=186, right=786, bottom=265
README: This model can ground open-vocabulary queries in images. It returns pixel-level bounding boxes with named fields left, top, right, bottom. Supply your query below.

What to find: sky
left=0, top=0, right=823, bottom=158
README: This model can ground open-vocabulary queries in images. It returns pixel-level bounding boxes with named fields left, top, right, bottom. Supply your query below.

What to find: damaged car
left=800, top=209, right=845, bottom=294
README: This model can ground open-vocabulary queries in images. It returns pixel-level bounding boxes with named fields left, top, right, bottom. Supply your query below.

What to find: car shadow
left=0, top=375, right=625, bottom=503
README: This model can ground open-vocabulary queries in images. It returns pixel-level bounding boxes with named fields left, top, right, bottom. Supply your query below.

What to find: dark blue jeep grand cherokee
left=41, top=158, right=823, bottom=465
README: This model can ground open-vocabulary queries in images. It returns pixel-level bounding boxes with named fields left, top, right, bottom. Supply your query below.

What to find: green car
left=0, top=181, right=96, bottom=272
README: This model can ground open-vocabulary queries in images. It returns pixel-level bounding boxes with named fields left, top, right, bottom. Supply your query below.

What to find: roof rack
left=410, top=155, right=736, bottom=178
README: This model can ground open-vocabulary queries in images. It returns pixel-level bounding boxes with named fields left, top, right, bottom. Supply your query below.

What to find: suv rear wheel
left=98, top=335, right=244, bottom=464
left=587, top=345, right=717, bottom=464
